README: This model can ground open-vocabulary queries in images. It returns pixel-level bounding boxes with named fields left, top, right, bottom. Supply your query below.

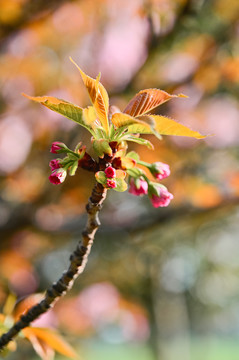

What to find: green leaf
left=126, top=123, right=151, bottom=134
left=111, top=113, right=158, bottom=140
left=126, top=114, right=207, bottom=139
left=22, top=94, right=95, bottom=136
left=112, top=113, right=151, bottom=132
left=129, top=115, right=162, bottom=139
left=92, top=139, right=113, bottom=158
left=114, top=178, right=128, bottom=192
left=139, top=115, right=207, bottom=139
left=94, top=127, right=107, bottom=139
left=95, top=171, right=107, bottom=185
left=83, top=106, right=99, bottom=130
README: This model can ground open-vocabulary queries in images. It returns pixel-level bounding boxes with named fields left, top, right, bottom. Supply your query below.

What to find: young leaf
left=22, top=94, right=95, bottom=135
left=111, top=113, right=141, bottom=128
left=125, top=151, right=140, bottom=161
left=126, top=123, right=151, bottom=134
left=114, top=141, right=128, bottom=157
left=114, top=178, right=128, bottom=192
left=115, top=169, right=126, bottom=179
left=135, top=115, right=162, bottom=140
left=23, top=328, right=77, bottom=359
left=119, top=157, right=136, bottom=170
left=92, top=139, right=113, bottom=158
left=95, top=171, right=107, bottom=185
left=145, top=115, right=206, bottom=139
left=83, top=106, right=100, bottom=130
left=70, top=58, right=109, bottom=134
left=111, top=113, right=152, bottom=134
left=123, top=89, right=187, bottom=117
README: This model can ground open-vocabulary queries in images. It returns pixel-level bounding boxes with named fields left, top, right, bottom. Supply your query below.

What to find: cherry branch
left=0, top=181, right=107, bottom=350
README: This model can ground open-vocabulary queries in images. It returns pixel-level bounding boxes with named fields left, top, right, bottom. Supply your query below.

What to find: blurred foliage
left=0, top=0, right=239, bottom=359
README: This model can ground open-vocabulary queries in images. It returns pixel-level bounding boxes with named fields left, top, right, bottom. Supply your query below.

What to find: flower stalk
left=0, top=182, right=107, bottom=350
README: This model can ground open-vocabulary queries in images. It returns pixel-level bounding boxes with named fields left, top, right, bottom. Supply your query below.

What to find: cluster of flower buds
left=49, top=140, right=173, bottom=208
left=95, top=165, right=127, bottom=192
left=127, top=158, right=173, bottom=208
left=104, top=166, right=116, bottom=188
left=48, top=141, right=95, bottom=185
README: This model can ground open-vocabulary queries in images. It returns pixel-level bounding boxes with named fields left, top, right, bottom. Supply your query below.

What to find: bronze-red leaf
left=123, top=89, right=186, bottom=117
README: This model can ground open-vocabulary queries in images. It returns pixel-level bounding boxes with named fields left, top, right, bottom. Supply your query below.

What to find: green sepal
left=148, top=182, right=167, bottom=196
left=135, top=177, right=141, bottom=189
left=59, top=156, right=72, bottom=167
left=69, top=161, right=79, bottom=176
left=67, top=152, right=79, bottom=160
left=114, top=178, right=128, bottom=192
left=93, top=139, right=113, bottom=158
left=74, top=142, right=82, bottom=152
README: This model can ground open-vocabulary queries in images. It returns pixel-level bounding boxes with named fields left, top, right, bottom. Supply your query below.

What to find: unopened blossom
left=49, top=159, right=61, bottom=171
left=50, top=142, right=66, bottom=154
left=106, top=178, right=116, bottom=188
left=105, top=166, right=116, bottom=178
left=129, top=178, right=148, bottom=196
left=49, top=169, right=67, bottom=185
left=150, top=162, right=170, bottom=180
left=150, top=187, right=173, bottom=207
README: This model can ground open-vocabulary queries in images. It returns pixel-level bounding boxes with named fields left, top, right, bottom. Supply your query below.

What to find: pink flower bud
left=151, top=162, right=170, bottom=180
left=150, top=187, right=173, bottom=207
left=106, top=178, right=116, bottom=188
left=49, top=159, right=61, bottom=171
left=50, top=142, right=66, bottom=154
left=105, top=166, right=116, bottom=178
left=49, top=169, right=66, bottom=185
left=129, top=178, right=148, bottom=196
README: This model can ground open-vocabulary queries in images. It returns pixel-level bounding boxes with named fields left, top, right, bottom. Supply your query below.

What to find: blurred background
left=0, top=0, right=239, bottom=359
